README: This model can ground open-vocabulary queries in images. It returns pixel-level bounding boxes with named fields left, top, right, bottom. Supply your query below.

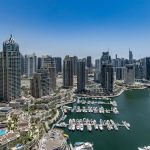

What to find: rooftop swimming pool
left=0, top=129, right=7, bottom=136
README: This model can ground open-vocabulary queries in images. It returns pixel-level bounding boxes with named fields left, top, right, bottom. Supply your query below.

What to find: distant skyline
left=0, top=0, right=150, bottom=59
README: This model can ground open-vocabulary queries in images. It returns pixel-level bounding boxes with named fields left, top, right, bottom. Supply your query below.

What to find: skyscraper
left=85, top=67, right=88, bottom=85
left=116, top=67, right=125, bottom=80
left=77, top=59, right=85, bottom=92
left=125, top=64, right=135, bottom=84
left=0, top=35, right=21, bottom=101
left=30, top=73, right=41, bottom=98
left=41, top=55, right=54, bottom=68
left=72, top=56, right=78, bottom=75
left=63, top=55, right=73, bottom=88
left=24, top=53, right=37, bottom=77
left=47, top=62, right=56, bottom=91
left=144, top=57, right=150, bottom=80
left=101, top=64, right=114, bottom=92
left=87, top=56, right=92, bottom=73
left=100, top=52, right=112, bottom=86
left=94, top=59, right=101, bottom=82
left=135, top=60, right=144, bottom=79
left=87, top=56, right=92, bottom=68
left=37, top=57, right=42, bottom=69
left=31, top=68, right=51, bottom=98
left=101, top=52, right=111, bottom=65
left=20, top=54, right=25, bottom=75
left=54, top=57, right=62, bottom=74
left=129, top=49, right=133, bottom=64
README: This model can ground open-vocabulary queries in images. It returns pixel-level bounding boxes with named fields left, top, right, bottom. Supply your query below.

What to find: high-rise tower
left=63, top=55, right=73, bottom=88
left=101, top=64, right=114, bottom=92
left=129, top=49, right=133, bottom=64
left=77, top=59, right=86, bottom=92
left=0, top=35, right=21, bottom=101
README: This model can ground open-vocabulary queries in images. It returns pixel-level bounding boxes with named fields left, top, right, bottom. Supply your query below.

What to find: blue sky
left=0, top=0, right=150, bottom=59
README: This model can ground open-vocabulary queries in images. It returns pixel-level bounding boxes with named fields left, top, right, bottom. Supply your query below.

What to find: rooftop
left=0, top=107, right=12, bottom=112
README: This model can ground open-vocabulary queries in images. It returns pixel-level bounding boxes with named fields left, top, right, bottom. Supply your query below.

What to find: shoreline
left=76, top=88, right=125, bottom=99
left=55, top=86, right=148, bottom=109
left=76, top=86, right=148, bottom=99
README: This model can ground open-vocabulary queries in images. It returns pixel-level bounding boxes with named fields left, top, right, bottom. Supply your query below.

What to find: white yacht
left=80, top=124, right=84, bottom=131
left=74, top=142, right=93, bottom=150
left=94, top=124, right=99, bottom=130
left=87, top=124, right=92, bottom=132
left=99, top=124, right=103, bottom=131
left=72, top=124, right=75, bottom=131
left=76, top=124, right=80, bottom=130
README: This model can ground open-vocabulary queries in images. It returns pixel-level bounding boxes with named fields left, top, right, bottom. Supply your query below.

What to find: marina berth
left=70, top=106, right=119, bottom=114
left=58, top=96, right=130, bottom=133
left=56, top=118, right=130, bottom=131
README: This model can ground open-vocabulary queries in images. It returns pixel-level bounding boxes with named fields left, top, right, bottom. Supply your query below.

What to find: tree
left=7, top=120, right=12, bottom=131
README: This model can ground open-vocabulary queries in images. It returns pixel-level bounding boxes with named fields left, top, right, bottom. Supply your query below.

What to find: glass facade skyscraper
left=0, top=35, right=21, bottom=101
left=77, top=59, right=85, bottom=92
left=63, top=55, right=73, bottom=88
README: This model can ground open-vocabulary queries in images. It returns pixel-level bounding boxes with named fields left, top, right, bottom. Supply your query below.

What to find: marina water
left=63, top=88, right=150, bottom=150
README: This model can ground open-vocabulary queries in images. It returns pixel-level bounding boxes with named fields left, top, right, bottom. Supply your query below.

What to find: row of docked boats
left=71, top=106, right=119, bottom=114
left=66, top=118, right=130, bottom=131
left=76, top=99, right=117, bottom=107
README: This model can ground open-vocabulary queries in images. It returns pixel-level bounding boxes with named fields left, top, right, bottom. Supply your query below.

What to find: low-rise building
left=0, top=132, right=20, bottom=150
left=0, top=107, right=13, bottom=119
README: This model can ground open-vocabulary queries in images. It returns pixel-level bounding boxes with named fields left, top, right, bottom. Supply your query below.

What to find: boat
left=138, top=146, right=150, bottom=150
left=94, top=124, right=98, bottom=130
left=74, top=142, right=93, bottom=150
left=76, top=124, right=80, bottom=130
left=114, top=124, right=118, bottom=130
left=74, top=142, right=84, bottom=147
left=113, top=107, right=119, bottom=114
left=80, top=124, right=84, bottom=131
left=99, top=124, right=103, bottom=131
left=87, top=124, right=92, bottom=132
left=72, top=124, right=76, bottom=131
left=122, top=121, right=130, bottom=130
left=68, top=124, right=72, bottom=130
